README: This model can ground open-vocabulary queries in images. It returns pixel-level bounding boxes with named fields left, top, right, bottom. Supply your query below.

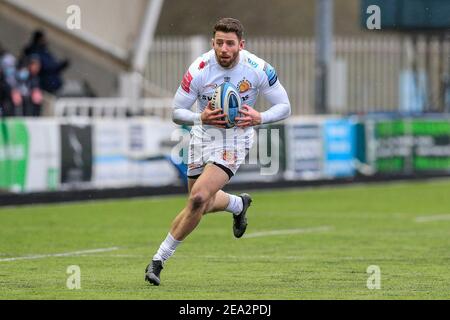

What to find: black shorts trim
left=187, top=163, right=234, bottom=180
left=212, top=162, right=234, bottom=180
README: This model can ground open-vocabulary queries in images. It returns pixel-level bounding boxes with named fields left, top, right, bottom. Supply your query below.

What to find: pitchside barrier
left=0, top=117, right=180, bottom=193
left=1, top=115, right=450, bottom=194
left=284, top=114, right=450, bottom=180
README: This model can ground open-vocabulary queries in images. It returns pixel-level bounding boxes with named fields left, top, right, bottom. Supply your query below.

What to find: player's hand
left=235, top=105, right=262, bottom=128
left=201, top=102, right=227, bottom=128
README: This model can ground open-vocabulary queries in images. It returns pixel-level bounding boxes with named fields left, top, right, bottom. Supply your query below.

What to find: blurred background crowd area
left=0, top=30, right=70, bottom=117
left=0, top=0, right=449, bottom=195
left=0, top=0, right=448, bottom=117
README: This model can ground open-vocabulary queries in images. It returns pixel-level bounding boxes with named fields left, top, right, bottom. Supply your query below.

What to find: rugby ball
left=210, top=82, right=242, bottom=128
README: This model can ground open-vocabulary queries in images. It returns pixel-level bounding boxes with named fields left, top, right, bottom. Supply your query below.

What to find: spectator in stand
left=27, top=55, right=43, bottom=116
left=0, top=53, right=22, bottom=117
left=22, top=30, right=70, bottom=95
left=17, top=55, right=43, bottom=117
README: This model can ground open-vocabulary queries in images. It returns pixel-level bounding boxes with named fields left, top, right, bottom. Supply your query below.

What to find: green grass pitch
left=1, top=179, right=449, bottom=299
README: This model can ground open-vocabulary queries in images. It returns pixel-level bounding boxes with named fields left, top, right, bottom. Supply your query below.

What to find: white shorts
left=187, top=125, right=254, bottom=179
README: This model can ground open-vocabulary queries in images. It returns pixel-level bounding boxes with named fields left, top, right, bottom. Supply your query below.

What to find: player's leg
left=169, top=163, right=229, bottom=240
left=202, top=187, right=252, bottom=238
left=193, top=153, right=252, bottom=237
left=168, top=178, right=198, bottom=232
left=182, top=176, right=247, bottom=215
left=201, top=147, right=253, bottom=239
left=204, top=190, right=229, bottom=213
left=145, top=164, right=229, bottom=286
left=172, top=171, right=241, bottom=216
left=170, top=177, right=242, bottom=225
left=173, top=144, right=253, bottom=234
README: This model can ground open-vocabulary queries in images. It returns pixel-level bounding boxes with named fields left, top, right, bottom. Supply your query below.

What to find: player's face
left=212, top=31, right=244, bottom=68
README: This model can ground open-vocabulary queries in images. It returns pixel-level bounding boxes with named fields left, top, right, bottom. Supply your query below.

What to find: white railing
left=146, top=35, right=450, bottom=115
left=53, top=36, right=449, bottom=119
left=54, top=98, right=174, bottom=119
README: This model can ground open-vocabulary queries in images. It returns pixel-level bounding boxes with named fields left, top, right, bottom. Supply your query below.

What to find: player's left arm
left=259, top=82, right=291, bottom=124
left=236, top=66, right=291, bottom=128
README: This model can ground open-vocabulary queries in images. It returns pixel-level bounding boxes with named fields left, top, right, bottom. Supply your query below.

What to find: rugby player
left=145, top=18, right=291, bottom=286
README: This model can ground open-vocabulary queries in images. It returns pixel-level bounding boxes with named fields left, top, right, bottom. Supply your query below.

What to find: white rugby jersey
left=172, top=49, right=291, bottom=135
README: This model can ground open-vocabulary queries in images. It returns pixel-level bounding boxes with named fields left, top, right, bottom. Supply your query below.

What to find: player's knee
left=188, top=191, right=209, bottom=211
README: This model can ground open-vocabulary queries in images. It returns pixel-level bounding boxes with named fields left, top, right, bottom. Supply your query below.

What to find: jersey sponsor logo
left=237, top=79, right=252, bottom=93
left=241, top=94, right=250, bottom=102
left=263, top=63, right=278, bottom=86
left=201, top=95, right=213, bottom=101
left=247, top=57, right=258, bottom=68
left=181, top=71, right=193, bottom=93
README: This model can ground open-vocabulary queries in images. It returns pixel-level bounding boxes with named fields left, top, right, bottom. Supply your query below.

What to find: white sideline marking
left=243, top=226, right=333, bottom=239
left=0, top=247, right=120, bottom=262
left=415, top=214, right=450, bottom=223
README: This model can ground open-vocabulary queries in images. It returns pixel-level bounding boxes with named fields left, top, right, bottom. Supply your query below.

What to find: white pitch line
left=243, top=226, right=333, bottom=239
left=0, top=247, right=120, bottom=262
left=415, top=214, right=450, bottom=223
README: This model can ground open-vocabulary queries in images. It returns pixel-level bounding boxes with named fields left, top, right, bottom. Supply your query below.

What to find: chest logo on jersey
left=237, top=79, right=252, bottom=93
left=201, top=95, right=213, bottom=101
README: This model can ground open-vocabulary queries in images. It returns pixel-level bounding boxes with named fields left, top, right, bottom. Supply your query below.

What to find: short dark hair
left=213, top=18, right=244, bottom=40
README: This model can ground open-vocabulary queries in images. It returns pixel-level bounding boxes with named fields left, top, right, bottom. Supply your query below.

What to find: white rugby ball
left=210, top=82, right=242, bottom=128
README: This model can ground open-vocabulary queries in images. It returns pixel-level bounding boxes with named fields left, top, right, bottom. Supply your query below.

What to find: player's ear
left=211, top=38, right=215, bottom=48
left=239, top=39, right=245, bottom=51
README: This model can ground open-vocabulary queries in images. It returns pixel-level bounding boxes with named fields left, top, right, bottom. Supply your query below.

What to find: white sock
left=153, top=233, right=182, bottom=262
left=226, top=194, right=243, bottom=216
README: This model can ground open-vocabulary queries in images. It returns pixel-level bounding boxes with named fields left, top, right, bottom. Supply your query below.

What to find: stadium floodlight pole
left=314, top=0, right=334, bottom=114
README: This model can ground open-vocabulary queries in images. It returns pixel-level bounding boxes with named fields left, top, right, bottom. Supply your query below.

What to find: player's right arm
left=172, top=66, right=201, bottom=126
left=173, top=93, right=227, bottom=127
left=172, top=60, right=227, bottom=128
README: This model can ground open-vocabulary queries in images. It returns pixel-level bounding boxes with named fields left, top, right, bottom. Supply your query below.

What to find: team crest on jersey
left=224, top=77, right=231, bottom=83
left=263, top=63, right=278, bottom=86
left=237, top=79, right=252, bottom=93
left=222, top=150, right=237, bottom=165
